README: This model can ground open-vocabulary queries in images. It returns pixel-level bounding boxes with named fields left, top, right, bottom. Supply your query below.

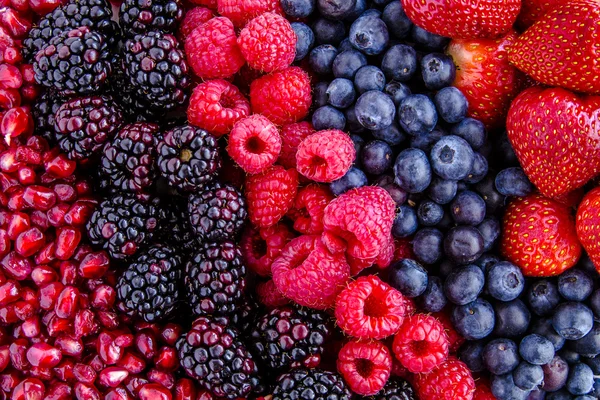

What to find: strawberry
left=576, top=187, right=600, bottom=272
left=508, top=0, right=600, bottom=94
left=446, top=31, right=524, bottom=129
left=501, top=194, right=581, bottom=277
left=506, top=86, right=600, bottom=198
left=400, top=0, right=521, bottom=39
left=517, top=0, right=562, bottom=29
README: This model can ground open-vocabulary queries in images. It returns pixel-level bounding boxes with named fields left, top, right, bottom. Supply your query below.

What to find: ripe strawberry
left=502, top=194, right=582, bottom=277
left=509, top=1, right=600, bottom=94
left=400, top=0, right=521, bottom=39
left=576, top=187, right=600, bottom=272
left=517, top=0, right=562, bottom=29
left=447, top=31, right=524, bottom=129
left=506, top=86, right=600, bottom=198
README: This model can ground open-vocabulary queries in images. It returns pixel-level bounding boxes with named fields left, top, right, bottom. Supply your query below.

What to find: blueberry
left=546, top=390, right=571, bottom=400
left=326, top=78, right=356, bottom=109
left=452, top=298, right=495, bottom=340
left=382, top=1, right=412, bottom=39
left=312, top=105, right=346, bottom=131
left=373, top=174, right=408, bottom=205
left=585, top=356, right=600, bottom=374
left=398, top=94, right=438, bottom=136
left=486, top=261, right=525, bottom=302
left=484, top=338, right=521, bottom=375
left=513, top=362, right=544, bottom=391
left=417, top=275, right=447, bottom=312
left=558, top=347, right=581, bottom=364
left=450, top=190, right=486, bottom=226
left=528, top=280, right=561, bottom=317
left=316, top=0, right=356, bottom=19
left=520, top=334, right=556, bottom=366
left=491, top=373, right=531, bottom=400
left=309, top=45, right=338, bottom=75
left=281, top=0, right=315, bottom=18
left=494, top=299, right=531, bottom=338
left=313, top=81, right=329, bottom=108
left=450, top=117, right=487, bottom=150
left=354, top=65, right=385, bottom=94
left=543, top=356, right=570, bottom=392
left=558, top=269, right=594, bottom=301
left=527, top=389, right=546, bottom=400
left=444, top=225, right=484, bottom=265
left=438, top=260, right=454, bottom=278
left=444, top=264, right=485, bottom=305
left=361, top=140, right=392, bottom=175
left=329, top=167, right=367, bottom=196
left=344, top=0, right=366, bottom=21
left=531, top=318, right=566, bottom=352
left=291, top=22, right=315, bottom=61
left=332, top=50, right=367, bottom=79
left=313, top=18, right=346, bottom=45
left=412, top=227, right=443, bottom=265
left=349, top=15, right=389, bottom=55
left=474, top=176, right=506, bottom=216
left=474, top=253, right=499, bottom=273
left=345, top=106, right=365, bottom=133
left=552, top=302, right=594, bottom=340
left=388, top=259, right=428, bottom=298
left=573, top=322, right=600, bottom=358
left=435, top=212, right=454, bottom=231
left=338, top=38, right=353, bottom=52
left=458, top=340, right=486, bottom=372
left=411, top=25, right=450, bottom=51
left=417, top=200, right=444, bottom=226
left=384, top=81, right=411, bottom=107
left=392, top=204, right=418, bottom=238
left=371, top=121, right=406, bottom=146
left=350, top=133, right=364, bottom=160
left=358, top=8, right=380, bottom=18
left=409, top=126, right=446, bottom=152
left=354, top=90, right=395, bottom=130
left=567, top=363, right=594, bottom=395
left=427, top=177, right=457, bottom=205
left=420, top=53, right=456, bottom=90
left=381, top=44, right=418, bottom=82
left=592, top=289, right=600, bottom=318
left=464, top=152, right=488, bottom=184
left=495, top=167, right=534, bottom=198
left=430, top=135, right=475, bottom=180
left=477, top=217, right=500, bottom=252
left=434, top=86, right=468, bottom=123
left=393, top=148, right=432, bottom=193
left=371, top=0, right=392, bottom=5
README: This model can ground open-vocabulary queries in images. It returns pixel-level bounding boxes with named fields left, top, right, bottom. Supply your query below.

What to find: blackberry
left=360, top=378, right=417, bottom=400
left=54, top=95, right=124, bottom=160
left=249, top=306, right=332, bottom=372
left=116, top=244, right=182, bottom=322
left=177, top=316, right=264, bottom=399
left=122, top=30, right=190, bottom=112
left=272, top=368, right=352, bottom=400
left=157, top=125, right=220, bottom=192
left=86, top=193, right=160, bottom=260
left=187, top=183, right=246, bottom=242
left=33, top=26, right=113, bottom=95
left=119, top=0, right=184, bottom=37
left=185, top=240, right=247, bottom=317
left=99, top=122, right=159, bottom=194
left=154, top=201, right=200, bottom=254
left=31, top=91, right=63, bottom=144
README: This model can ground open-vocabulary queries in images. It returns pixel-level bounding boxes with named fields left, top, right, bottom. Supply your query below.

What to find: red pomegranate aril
left=17, top=166, right=36, bottom=185
left=0, top=345, right=8, bottom=372
left=15, top=227, right=45, bottom=257
left=98, top=331, right=126, bottom=365
left=147, top=368, right=175, bottom=390
left=74, top=382, right=101, bottom=400
left=1, top=106, right=32, bottom=139
left=138, top=383, right=172, bottom=400
left=53, top=359, right=76, bottom=381
left=45, top=154, right=76, bottom=179
left=154, top=347, right=178, bottom=371
left=0, top=370, right=20, bottom=392
left=54, top=285, right=79, bottom=319
left=99, top=366, right=129, bottom=388
left=97, top=310, right=119, bottom=329
left=39, top=282, right=63, bottom=309
left=0, top=229, right=8, bottom=258
left=34, top=242, right=55, bottom=264
left=54, top=227, right=81, bottom=260
left=55, top=335, right=84, bottom=357
left=47, top=204, right=69, bottom=227
left=11, top=378, right=45, bottom=400
left=73, top=309, right=98, bottom=338
left=160, top=323, right=182, bottom=346
left=31, top=265, right=58, bottom=286
left=0, top=63, right=22, bottom=89
left=79, top=251, right=110, bottom=279
left=0, top=173, right=19, bottom=195
left=46, top=312, right=71, bottom=336
left=174, top=378, right=197, bottom=400
left=26, top=342, right=62, bottom=368
left=0, top=88, right=20, bottom=109
left=59, top=260, right=78, bottom=285
left=14, top=300, right=35, bottom=320
left=30, top=366, right=53, bottom=380
left=73, top=363, right=97, bottom=384
left=0, top=304, right=18, bottom=324
left=1, top=251, right=32, bottom=280
left=64, top=200, right=95, bottom=225
left=0, top=8, right=31, bottom=38
left=105, top=386, right=131, bottom=400
left=16, top=146, right=42, bottom=165
left=29, top=210, right=49, bottom=231
left=7, top=212, right=30, bottom=240
left=0, top=280, right=19, bottom=306
left=52, top=184, right=76, bottom=203
left=9, top=338, right=29, bottom=370
left=135, top=331, right=158, bottom=360
left=7, top=188, right=26, bottom=211
left=20, top=84, right=40, bottom=104
left=45, top=382, right=73, bottom=400
left=18, top=64, right=34, bottom=83
left=90, top=284, right=115, bottom=309
left=117, top=352, right=146, bottom=374
left=124, top=376, right=149, bottom=397
left=0, top=148, right=19, bottom=173
left=23, top=185, right=56, bottom=211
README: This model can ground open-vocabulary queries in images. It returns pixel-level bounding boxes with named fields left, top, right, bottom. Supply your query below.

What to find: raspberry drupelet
left=337, top=340, right=393, bottom=396
left=217, top=0, right=282, bottom=28
left=296, top=129, right=355, bottom=183
left=227, top=114, right=282, bottom=174
left=240, top=223, right=295, bottom=277
left=287, top=184, right=334, bottom=235
left=279, top=121, right=315, bottom=169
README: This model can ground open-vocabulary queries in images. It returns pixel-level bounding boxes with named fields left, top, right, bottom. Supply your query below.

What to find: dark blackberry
left=54, top=95, right=124, bottom=160
left=33, top=26, right=113, bottom=95
left=122, top=30, right=190, bottom=112
left=187, top=183, right=246, bottom=242
left=153, top=199, right=199, bottom=253
left=99, top=122, right=159, bottom=194
left=185, top=240, right=247, bottom=317
left=249, top=306, right=332, bottom=372
left=23, top=0, right=118, bottom=63
left=116, top=244, right=182, bottom=322
left=31, top=91, right=63, bottom=145
left=119, top=0, right=184, bottom=37
left=177, top=316, right=264, bottom=399
left=86, top=193, right=160, bottom=260
left=360, top=378, right=417, bottom=400
left=272, top=368, right=352, bottom=400
left=157, top=124, right=220, bottom=192
left=230, top=297, right=261, bottom=335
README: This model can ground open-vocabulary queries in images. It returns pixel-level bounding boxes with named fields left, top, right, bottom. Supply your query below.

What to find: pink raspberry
left=238, top=13, right=296, bottom=73
left=240, top=223, right=294, bottom=277
left=278, top=122, right=315, bottom=169
left=187, top=79, right=250, bottom=137
left=337, top=340, right=392, bottom=396
left=335, top=275, right=406, bottom=340
left=250, top=66, right=311, bottom=125
left=345, top=234, right=396, bottom=276
left=394, top=237, right=415, bottom=262
left=432, top=312, right=465, bottom=353
left=296, top=129, right=355, bottom=183
left=414, top=357, right=475, bottom=400
left=473, top=379, right=496, bottom=400
left=184, top=17, right=245, bottom=79
left=375, top=235, right=395, bottom=269
left=177, top=7, right=214, bottom=41
left=287, top=184, right=334, bottom=235
left=227, top=115, right=281, bottom=174
left=256, top=279, right=290, bottom=308
left=272, top=235, right=350, bottom=310
left=185, top=0, right=217, bottom=10
left=245, top=165, right=298, bottom=228
left=217, top=0, right=282, bottom=28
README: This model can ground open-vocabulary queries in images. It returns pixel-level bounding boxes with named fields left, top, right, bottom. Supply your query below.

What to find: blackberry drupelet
left=119, top=0, right=184, bottom=37
left=230, top=297, right=261, bottom=335
left=154, top=201, right=200, bottom=254
left=54, top=95, right=124, bottom=160
left=116, top=244, right=182, bottom=322
left=185, top=240, right=247, bottom=317
left=249, top=306, right=332, bottom=371
left=360, top=378, right=417, bottom=400
left=31, top=91, right=63, bottom=145
left=272, top=368, right=352, bottom=400
left=187, top=183, right=247, bottom=241
left=86, top=193, right=160, bottom=260
left=177, top=316, right=264, bottom=399
left=99, top=122, right=159, bottom=194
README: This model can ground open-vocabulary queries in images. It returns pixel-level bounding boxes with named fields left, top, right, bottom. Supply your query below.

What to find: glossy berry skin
left=420, top=53, right=455, bottom=90
left=355, top=90, right=396, bottom=130
left=494, top=299, right=531, bottom=338
left=398, top=94, right=438, bottom=136
left=517, top=0, right=562, bottom=29
left=394, top=148, right=432, bottom=194
left=381, top=44, right=417, bottom=82
left=450, top=190, right=486, bottom=226
left=519, top=334, right=555, bottom=365
left=435, top=87, right=468, bottom=124
left=217, top=0, right=283, bottom=27
left=430, top=135, right=474, bottom=181
left=309, top=45, right=338, bottom=75
left=354, top=66, right=386, bottom=94
left=490, top=373, right=530, bottom=400
left=361, top=140, right=392, bottom=175
left=414, top=357, right=475, bottom=400
left=444, top=226, right=484, bottom=265
left=330, top=167, right=368, bottom=196
left=483, top=338, right=520, bottom=375
left=271, top=368, right=351, bottom=400
left=495, top=167, right=533, bottom=197
left=337, top=340, right=392, bottom=396
left=444, top=265, right=485, bottom=306
left=451, top=298, right=495, bottom=340
left=566, top=363, right=595, bottom=395
left=527, top=279, right=561, bottom=317
left=558, top=268, right=594, bottom=301
left=552, top=302, right=594, bottom=341
left=119, top=0, right=183, bottom=37
left=513, top=362, right=544, bottom=391
left=326, top=78, right=355, bottom=109
left=485, top=261, right=525, bottom=302
left=348, top=15, right=389, bottom=56
left=388, top=259, right=428, bottom=298
left=577, top=187, right=600, bottom=272
left=291, top=22, right=314, bottom=61
left=245, top=166, right=298, bottom=228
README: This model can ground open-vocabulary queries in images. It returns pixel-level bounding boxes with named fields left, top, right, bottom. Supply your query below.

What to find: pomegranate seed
left=39, top=282, right=63, bottom=309
left=7, top=187, right=26, bottom=211
left=78, top=251, right=109, bottom=279
left=26, top=342, right=62, bottom=368
left=0, top=63, right=22, bottom=89
left=2, top=46, right=22, bottom=64
left=16, top=146, right=42, bottom=165
left=99, top=366, right=129, bottom=388
left=1, top=106, right=31, bottom=139
left=98, top=331, right=126, bottom=365
left=73, top=363, right=97, bottom=384
left=124, top=376, right=149, bottom=397
left=0, top=88, right=20, bottom=109
left=30, top=210, right=49, bottom=231
left=9, top=338, right=29, bottom=370
left=44, top=154, right=76, bottom=179
left=0, top=149, right=19, bottom=173
left=74, top=382, right=101, bottom=400
left=46, top=313, right=71, bottom=336
left=0, top=229, right=8, bottom=258
left=138, top=383, right=172, bottom=400
left=97, top=310, right=120, bottom=329
left=45, top=382, right=73, bottom=400
left=54, top=285, right=79, bottom=319
left=23, top=185, right=56, bottom=211
left=73, top=309, right=98, bottom=338
left=0, top=345, right=8, bottom=372
left=10, top=0, right=30, bottom=13
left=160, top=323, right=182, bottom=346
left=53, top=358, right=75, bottom=382
left=135, top=331, right=158, bottom=360
left=174, top=378, right=197, bottom=400
left=29, top=366, right=53, bottom=380
left=1, top=251, right=32, bottom=280
left=19, top=84, right=40, bottom=103
left=31, top=265, right=58, bottom=286
left=147, top=368, right=175, bottom=390
left=117, top=352, right=146, bottom=374
left=0, top=25, right=14, bottom=48
left=52, top=183, right=76, bottom=202
left=72, top=243, right=93, bottom=262
left=0, top=280, right=19, bottom=306
left=34, top=242, right=55, bottom=264
left=90, top=284, right=115, bottom=309
left=29, top=0, right=62, bottom=14
left=11, top=378, right=45, bottom=400
left=154, top=347, right=178, bottom=372
left=47, top=204, right=69, bottom=227
left=18, top=64, right=34, bottom=83
left=86, top=353, right=106, bottom=372
left=0, top=8, right=31, bottom=38
left=7, top=212, right=30, bottom=240
left=105, top=386, right=131, bottom=400
left=17, top=166, right=36, bottom=185
left=0, top=370, right=20, bottom=392
left=15, top=227, right=45, bottom=257
left=59, top=260, right=78, bottom=285
left=54, top=227, right=81, bottom=260
left=14, top=300, right=35, bottom=320
left=0, top=304, right=18, bottom=324
left=64, top=200, right=95, bottom=225
left=54, top=335, right=83, bottom=357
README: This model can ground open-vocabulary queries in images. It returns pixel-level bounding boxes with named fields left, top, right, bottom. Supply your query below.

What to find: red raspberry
left=250, top=66, right=311, bottom=125
left=375, top=235, right=395, bottom=269
left=240, top=223, right=294, bottom=277
left=245, top=165, right=298, bottom=228
left=184, top=16, right=245, bottom=80
left=414, top=357, right=476, bottom=400
left=296, top=129, right=355, bottom=183
left=256, top=279, right=290, bottom=308
left=473, top=379, right=495, bottom=400
left=238, top=13, right=296, bottom=73
left=272, top=235, right=350, bottom=310
left=403, top=297, right=417, bottom=316
left=177, top=7, right=214, bottom=41
left=187, top=79, right=250, bottom=137
left=393, top=238, right=415, bottom=262
left=335, top=275, right=406, bottom=340
left=186, top=0, right=217, bottom=10
left=392, top=314, right=449, bottom=373
left=217, top=0, right=282, bottom=28
left=279, top=122, right=315, bottom=169
left=227, top=115, right=281, bottom=174
left=337, top=340, right=392, bottom=396
left=287, top=184, right=334, bottom=235
left=432, top=312, right=465, bottom=353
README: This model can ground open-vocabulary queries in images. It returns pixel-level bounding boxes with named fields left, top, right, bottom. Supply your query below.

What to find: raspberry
left=335, top=275, right=406, bottom=340
left=217, top=0, right=282, bottom=28
left=240, top=223, right=294, bottom=277
left=272, top=235, right=350, bottom=310
left=279, top=122, right=315, bottom=169
left=256, top=279, right=290, bottom=308
left=337, top=340, right=392, bottom=396
left=238, top=13, right=296, bottom=73
left=287, top=184, right=334, bottom=235
left=296, top=129, right=355, bottom=183
left=250, top=66, right=311, bottom=125
left=473, top=379, right=495, bottom=400
left=394, top=238, right=415, bottom=262
left=187, top=79, right=250, bottom=137
left=392, top=314, right=449, bottom=373
left=375, top=235, right=395, bottom=269
left=245, top=165, right=298, bottom=228
left=432, top=312, right=465, bottom=353
left=184, top=16, right=245, bottom=79
left=227, top=115, right=281, bottom=174
left=414, top=357, right=476, bottom=400
left=177, top=7, right=214, bottom=41
left=186, top=0, right=216, bottom=9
